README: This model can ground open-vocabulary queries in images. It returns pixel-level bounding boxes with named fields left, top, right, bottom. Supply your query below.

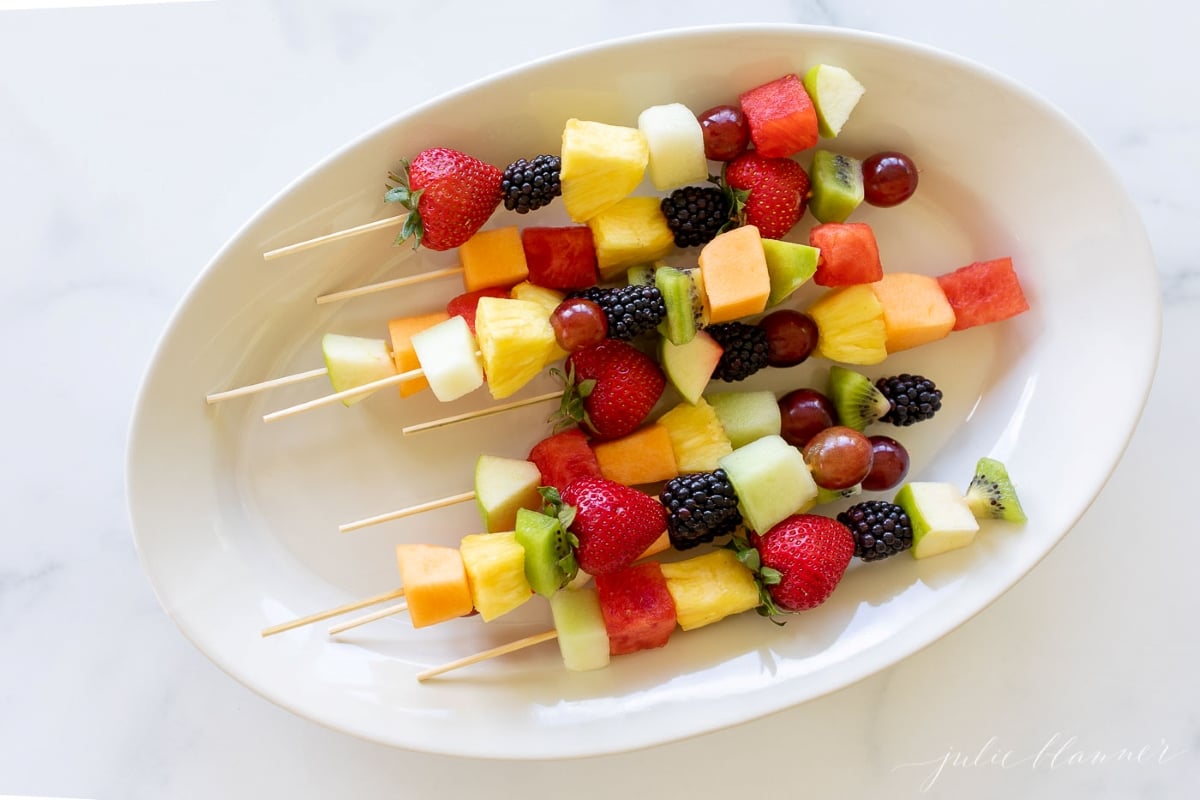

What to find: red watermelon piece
left=936, top=257, right=1030, bottom=331
left=738, top=74, right=819, bottom=158
left=595, top=561, right=677, bottom=656
left=809, top=222, right=884, bottom=286
left=528, top=428, right=602, bottom=493
left=521, top=226, right=598, bottom=290
left=446, top=286, right=509, bottom=334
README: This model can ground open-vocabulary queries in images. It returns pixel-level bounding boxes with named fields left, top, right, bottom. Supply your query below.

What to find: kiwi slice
left=514, top=507, right=579, bottom=597
left=965, top=457, right=1027, bottom=522
left=828, top=365, right=890, bottom=430
left=655, top=266, right=708, bottom=345
left=815, top=483, right=862, bottom=506
left=626, top=264, right=657, bottom=286
left=809, top=150, right=865, bottom=224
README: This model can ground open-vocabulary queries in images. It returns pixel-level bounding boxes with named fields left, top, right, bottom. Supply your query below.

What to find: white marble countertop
left=1, top=1, right=1196, bottom=797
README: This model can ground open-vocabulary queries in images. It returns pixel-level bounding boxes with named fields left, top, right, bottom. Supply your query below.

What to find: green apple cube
left=474, top=455, right=543, bottom=533
left=321, top=333, right=397, bottom=406
left=894, top=482, right=981, bottom=559
left=761, top=239, right=819, bottom=306
left=660, top=330, right=722, bottom=405
left=549, top=587, right=610, bottom=672
left=409, top=315, right=484, bottom=402
left=718, top=435, right=817, bottom=534
left=802, top=63, right=866, bottom=138
left=705, top=390, right=781, bottom=448
left=637, top=102, right=709, bottom=190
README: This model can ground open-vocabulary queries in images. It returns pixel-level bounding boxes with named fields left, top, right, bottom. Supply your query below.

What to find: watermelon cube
left=595, top=561, right=677, bottom=656
left=521, top=226, right=599, bottom=290
left=446, top=286, right=510, bottom=335
left=936, top=257, right=1030, bottom=331
left=528, top=428, right=602, bottom=493
left=809, top=222, right=883, bottom=287
left=738, top=74, right=819, bottom=158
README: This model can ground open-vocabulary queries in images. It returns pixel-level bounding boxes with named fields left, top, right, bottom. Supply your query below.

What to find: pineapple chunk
left=510, top=280, right=565, bottom=315
left=560, top=119, right=649, bottom=222
left=657, top=398, right=733, bottom=473
left=474, top=297, right=562, bottom=399
left=806, top=284, right=888, bottom=365
left=660, top=549, right=760, bottom=630
left=459, top=532, right=533, bottom=622
left=587, top=196, right=676, bottom=281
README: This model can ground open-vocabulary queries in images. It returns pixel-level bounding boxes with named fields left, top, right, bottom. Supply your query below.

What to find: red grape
left=697, top=104, right=749, bottom=162
left=550, top=298, right=608, bottom=352
left=759, top=310, right=818, bottom=367
left=862, top=151, right=919, bottom=207
left=802, top=426, right=874, bottom=490
left=862, top=435, right=910, bottom=491
left=779, top=388, right=837, bottom=449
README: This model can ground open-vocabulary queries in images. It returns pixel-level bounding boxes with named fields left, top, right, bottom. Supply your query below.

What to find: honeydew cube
left=705, top=390, right=782, bottom=448
left=637, top=102, right=709, bottom=190
left=549, top=587, right=611, bottom=671
left=321, top=333, right=396, bottom=406
left=894, top=482, right=981, bottom=559
left=474, top=455, right=543, bottom=533
left=718, top=435, right=817, bottom=534
left=659, top=549, right=760, bottom=630
left=459, top=532, right=533, bottom=622
left=409, top=315, right=483, bottom=402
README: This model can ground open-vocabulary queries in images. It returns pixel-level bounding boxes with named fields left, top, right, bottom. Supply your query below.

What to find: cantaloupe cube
left=869, top=272, right=957, bottom=352
left=698, top=225, right=771, bottom=323
left=387, top=310, right=449, bottom=398
left=592, top=423, right=678, bottom=486
left=459, top=226, right=529, bottom=292
left=586, top=196, right=676, bottom=281
left=395, top=544, right=474, bottom=628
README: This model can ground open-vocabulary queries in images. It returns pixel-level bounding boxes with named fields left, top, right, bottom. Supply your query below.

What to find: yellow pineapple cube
left=806, top=284, right=888, bottom=365
left=656, top=398, right=733, bottom=473
left=510, top=280, right=565, bottom=315
left=459, top=531, right=533, bottom=622
left=660, top=549, right=760, bottom=630
left=587, top=197, right=676, bottom=281
left=560, top=119, right=649, bottom=222
left=474, top=297, right=562, bottom=399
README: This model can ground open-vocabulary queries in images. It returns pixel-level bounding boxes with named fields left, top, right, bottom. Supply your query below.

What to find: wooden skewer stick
left=316, top=265, right=465, bottom=305
left=262, top=214, right=408, bottom=261
left=262, top=366, right=425, bottom=423
left=339, top=490, right=477, bottom=534
left=328, top=600, right=411, bottom=636
left=402, top=390, right=562, bottom=436
left=260, top=587, right=405, bottom=637
left=206, top=366, right=329, bottom=404
left=416, top=629, right=558, bottom=682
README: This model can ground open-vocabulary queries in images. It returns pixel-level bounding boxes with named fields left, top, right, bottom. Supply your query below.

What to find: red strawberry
left=724, top=151, right=811, bottom=240
left=386, top=147, right=504, bottom=251
left=746, top=514, right=854, bottom=613
left=555, top=340, right=665, bottom=440
left=562, top=478, right=668, bottom=576
left=446, top=286, right=510, bottom=334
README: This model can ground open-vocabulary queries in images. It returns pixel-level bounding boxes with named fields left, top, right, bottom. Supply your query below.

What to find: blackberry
left=661, top=469, right=742, bottom=550
left=660, top=185, right=730, bottom=247
left=707, top=322, right=770, bottom=382
left=500, top=154, right=561, bottom=214
left=876, top=374, right=942, bottom=425
left=568, top=284, right=666, bottom=340
left=837, top=501, right=913, bottom=561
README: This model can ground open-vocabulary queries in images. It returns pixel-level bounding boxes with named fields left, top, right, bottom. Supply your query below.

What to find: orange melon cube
left=592, top=423, right=678, bottom=486
left=697, top=225, right=771, bottom=323
left=395, top=544, right=474, bottom=628
left=459, top=226, right=529, bottom=292
left=869, top=272, right=956, bottom=352
left=387, top=310, right=450, bottom=397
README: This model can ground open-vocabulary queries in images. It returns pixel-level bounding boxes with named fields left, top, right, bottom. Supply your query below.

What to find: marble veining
left=0, top=0, right=1195, bottom=797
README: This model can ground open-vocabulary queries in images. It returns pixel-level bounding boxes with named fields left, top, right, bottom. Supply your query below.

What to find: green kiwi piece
left=809, top=150, right=865, bottom=224
left=965, top=457, right=1027, bottom=523
left=626, top=264, right=656, bottom=286
left=828, top=365, right=890, bottom=431
left=815, top=483, right=862, bottom=506
left=514, top=507, right=578, bottom=597
left=655, top=266, right=705, bottom=345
